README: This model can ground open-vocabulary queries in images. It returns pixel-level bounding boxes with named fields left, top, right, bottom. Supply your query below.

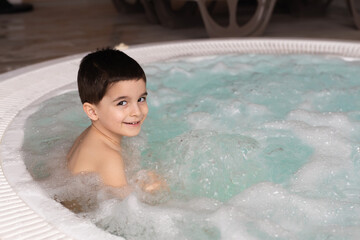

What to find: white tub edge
left=1, top=38, right=360, bottom=240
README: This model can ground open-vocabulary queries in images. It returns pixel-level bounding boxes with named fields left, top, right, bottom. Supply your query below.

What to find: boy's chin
left=122, top=129, right=141, bottom=137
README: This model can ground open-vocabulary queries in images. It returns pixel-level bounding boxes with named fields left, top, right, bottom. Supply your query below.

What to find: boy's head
left=77, top=48, right=146, bottom=104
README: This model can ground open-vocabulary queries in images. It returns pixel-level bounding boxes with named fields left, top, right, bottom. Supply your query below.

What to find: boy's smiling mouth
left=123, top=121, right=141, bottom=126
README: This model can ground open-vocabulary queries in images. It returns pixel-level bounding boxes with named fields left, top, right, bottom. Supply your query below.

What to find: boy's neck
left=91, top=124, right=121, bottom=147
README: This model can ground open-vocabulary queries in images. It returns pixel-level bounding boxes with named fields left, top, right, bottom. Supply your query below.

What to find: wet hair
left=77, top=48, right=146, bottom=104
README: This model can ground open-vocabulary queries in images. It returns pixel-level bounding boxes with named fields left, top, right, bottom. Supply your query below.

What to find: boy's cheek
left=143, top=106, right=149, bottom=118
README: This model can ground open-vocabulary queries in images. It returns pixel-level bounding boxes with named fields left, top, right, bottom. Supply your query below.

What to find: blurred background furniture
left=195, top=0, right=277, bottom=37
left=0, top=0, right=33, bottom=14
left=347, top=0, right=360, bottom=29
left=111, top=0, right=360, bottom=37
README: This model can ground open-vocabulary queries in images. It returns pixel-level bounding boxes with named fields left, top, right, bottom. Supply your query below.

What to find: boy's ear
left=83, top=103, right=98, bottom=121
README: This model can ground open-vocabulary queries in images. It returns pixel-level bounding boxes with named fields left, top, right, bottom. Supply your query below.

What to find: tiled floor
left=0, top=0, right=359, bottom=74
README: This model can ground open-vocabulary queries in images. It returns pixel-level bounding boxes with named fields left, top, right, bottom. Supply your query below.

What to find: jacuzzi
left=1, top=39, right=360, bottom=240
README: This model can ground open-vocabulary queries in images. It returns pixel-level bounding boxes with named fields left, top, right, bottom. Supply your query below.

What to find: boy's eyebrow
left=113, top=92, right=148, bottom=102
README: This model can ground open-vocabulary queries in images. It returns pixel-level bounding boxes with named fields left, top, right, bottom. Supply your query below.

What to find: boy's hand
left=136, top=170, right=168, bottom=194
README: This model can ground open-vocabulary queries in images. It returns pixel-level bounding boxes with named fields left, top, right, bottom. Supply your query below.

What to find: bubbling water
left=21, top=54, right=360, bottom=239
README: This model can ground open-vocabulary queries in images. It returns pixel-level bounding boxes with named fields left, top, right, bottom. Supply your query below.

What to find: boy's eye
left=117, top=100, right=127, bottom=106
left=138, top=97, right=146, bottom=102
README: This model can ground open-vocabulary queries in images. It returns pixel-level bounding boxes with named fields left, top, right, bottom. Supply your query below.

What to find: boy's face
left=93, top=79, right=148, bottom=139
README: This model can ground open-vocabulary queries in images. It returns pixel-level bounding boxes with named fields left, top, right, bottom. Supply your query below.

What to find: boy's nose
left=130, top=103, right=141, bottom=117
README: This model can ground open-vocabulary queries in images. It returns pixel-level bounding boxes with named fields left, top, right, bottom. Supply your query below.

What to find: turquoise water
left=22, top=54, right=360, bottom=239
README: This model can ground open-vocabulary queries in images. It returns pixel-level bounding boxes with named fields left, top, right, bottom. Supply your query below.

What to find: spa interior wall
left=0, top=0, right=360, bottom=74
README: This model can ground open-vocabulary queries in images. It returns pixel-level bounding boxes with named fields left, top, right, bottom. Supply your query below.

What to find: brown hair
left=77, top=48, right=146, bottom=104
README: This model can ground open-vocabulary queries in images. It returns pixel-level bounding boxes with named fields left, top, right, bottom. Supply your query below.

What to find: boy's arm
left=98, top=155, right=128, bottom=188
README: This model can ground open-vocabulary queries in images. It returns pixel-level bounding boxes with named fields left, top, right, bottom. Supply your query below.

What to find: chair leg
left=195, top=0, right=277, bottom=37
left=112, top=0, right=143, bottom=13
left=152, top=0, right=202, bottom=28
left=251, top=0, right=277, bottom=36
left=140, top=0, right=159, bottom=24
left=347, top=0, right=360, bottom=29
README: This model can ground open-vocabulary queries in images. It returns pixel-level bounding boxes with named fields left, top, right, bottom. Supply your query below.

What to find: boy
left=67, top=48, right=163, bottom=194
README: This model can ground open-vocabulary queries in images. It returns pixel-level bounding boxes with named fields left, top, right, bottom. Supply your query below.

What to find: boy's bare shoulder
left=97, top=151, right=127, bottom=187
left=67, top=127, right=127, bottom=188
left=68, top=127, right=114, bottom=173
